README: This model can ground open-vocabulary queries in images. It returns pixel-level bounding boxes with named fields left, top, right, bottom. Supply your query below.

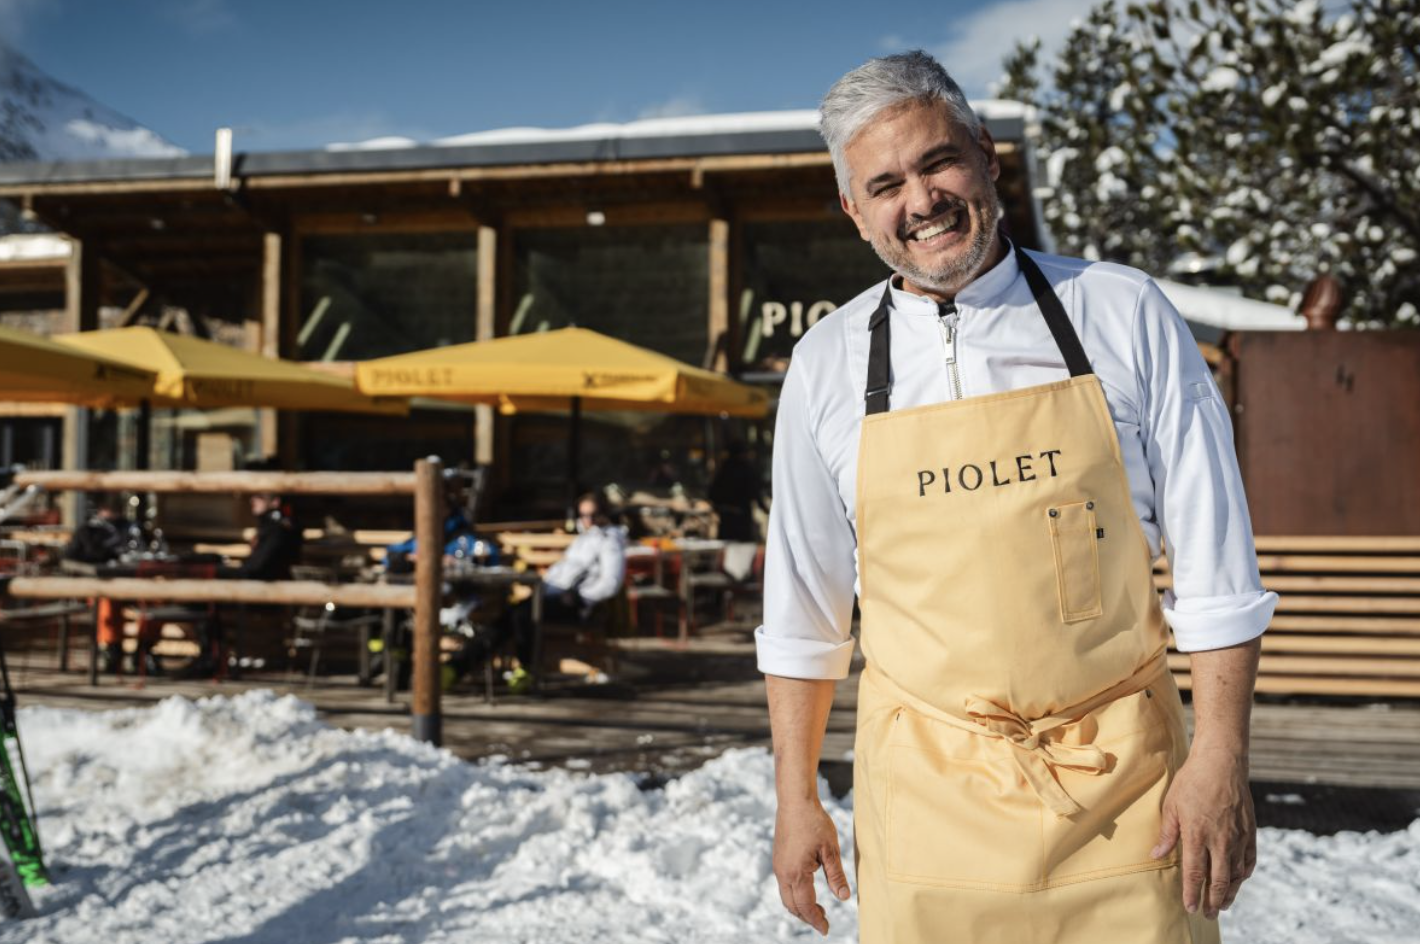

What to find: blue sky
left=2, top=0, right=1101, bottom=154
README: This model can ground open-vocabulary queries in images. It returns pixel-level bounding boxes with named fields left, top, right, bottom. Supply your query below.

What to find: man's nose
left=903, top=173, right=937, bottom=220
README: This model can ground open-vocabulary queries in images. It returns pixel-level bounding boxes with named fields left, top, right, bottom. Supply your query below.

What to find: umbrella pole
left=567, top=395, right=582, bottom=521
left=136, top=400, right=151, bottom=471
left=134, top=399, right=152, bottom=525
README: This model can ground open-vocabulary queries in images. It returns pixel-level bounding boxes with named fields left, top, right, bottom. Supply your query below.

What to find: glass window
left=512, top=225, right=708, bottom=365
left=739, top=218, right=889, bottom=371
left=298, top=232, right=477, bottom=360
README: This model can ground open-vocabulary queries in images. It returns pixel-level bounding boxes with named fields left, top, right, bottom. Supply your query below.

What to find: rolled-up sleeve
left=1134, top=280, right=1278, bottom=651
left=755, top=359, right=860, bottom=679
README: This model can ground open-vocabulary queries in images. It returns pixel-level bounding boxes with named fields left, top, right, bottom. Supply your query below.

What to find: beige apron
left=851, top=248, right=1220, bottom=944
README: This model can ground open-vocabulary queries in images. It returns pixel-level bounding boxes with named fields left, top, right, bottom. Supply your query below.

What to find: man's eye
left=871, top=183, right=901, bottom=197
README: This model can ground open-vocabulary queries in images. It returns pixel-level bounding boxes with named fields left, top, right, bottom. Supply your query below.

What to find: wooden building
left=0, top=108, right=1043, bottom=515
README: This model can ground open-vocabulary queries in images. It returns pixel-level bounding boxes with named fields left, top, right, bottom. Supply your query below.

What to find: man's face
left=840, top=100, right=1004, bottom=298
left=250, top=494, right=275, bottom=516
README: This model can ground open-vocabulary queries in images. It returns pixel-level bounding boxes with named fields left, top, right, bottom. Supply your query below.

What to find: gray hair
left=820, top=50, right=981, bottom=198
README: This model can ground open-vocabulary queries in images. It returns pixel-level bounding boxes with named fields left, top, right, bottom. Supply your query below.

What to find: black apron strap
left=862, top=248, right=1092, bottom=417
left=1013, top=245, right=1093, bottom=378
left=864, top=282, right=893, bottom=416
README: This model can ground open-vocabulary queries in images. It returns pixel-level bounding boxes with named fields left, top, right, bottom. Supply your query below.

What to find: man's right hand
left=773, top=799, right=851, bottom=936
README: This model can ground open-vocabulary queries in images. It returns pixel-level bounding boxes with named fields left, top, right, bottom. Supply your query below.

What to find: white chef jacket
left=755, top=245, right=1278, bottom=680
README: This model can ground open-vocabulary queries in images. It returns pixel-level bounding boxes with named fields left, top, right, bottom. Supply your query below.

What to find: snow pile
left=6, top=692, right=1419, bottom=943
left=10, top=691, right=856, bottom=943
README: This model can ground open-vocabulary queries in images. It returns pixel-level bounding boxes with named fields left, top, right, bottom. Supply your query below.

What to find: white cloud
left=166, top=0, right=237, bottom=35
left=888, top=0, right=1099, bottom=98
left=636, top=95, right=706, bottom=120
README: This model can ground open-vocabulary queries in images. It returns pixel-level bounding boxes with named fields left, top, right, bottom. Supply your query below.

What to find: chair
left=131, top=560, right=221, bottom=681
left=287, top=564, right=382, bottom=686
left=679, top=541, right=764, bottom=641
left=624, top=545, right=682, bottom=639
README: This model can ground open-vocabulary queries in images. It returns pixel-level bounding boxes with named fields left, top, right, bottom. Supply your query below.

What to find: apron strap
left=1013, top=245, right=1093, bottom=378
left=863, top=246, right=1094, bottom=416
left=864, top=282, right=894, bottom=416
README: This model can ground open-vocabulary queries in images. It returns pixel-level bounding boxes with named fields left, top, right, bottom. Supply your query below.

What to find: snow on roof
left=327, top=102, right=1029, bottom=152
left=0, top=233, right=72, bottom=263
left=1156, top=278, right=1306, bottom=331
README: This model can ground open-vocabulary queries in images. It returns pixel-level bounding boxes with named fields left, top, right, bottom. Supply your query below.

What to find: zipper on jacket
left=937, top=301, right=963, bottom=400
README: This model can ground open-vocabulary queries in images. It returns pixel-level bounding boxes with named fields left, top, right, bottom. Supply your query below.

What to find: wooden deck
left=8, top=630, right=1420, bottom=791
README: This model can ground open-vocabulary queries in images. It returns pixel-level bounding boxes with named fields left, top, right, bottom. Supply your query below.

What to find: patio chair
left=287, top=564, right=382, bottom=686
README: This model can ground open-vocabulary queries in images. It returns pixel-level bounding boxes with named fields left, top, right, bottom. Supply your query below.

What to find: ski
left=0, top=642, right=46, bottom=890
left=0, top=849, right=34, bottom=919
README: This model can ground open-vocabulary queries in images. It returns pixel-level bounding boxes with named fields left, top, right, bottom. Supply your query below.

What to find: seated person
left=64, top=497, right=138, bottom=564
left=231, top=491, right=303, bottom=580
left=383, top=502, right=496, bottom=571
left=455, top=491, right=627, bottom=691
left=63, top=497, right=139, bottom=673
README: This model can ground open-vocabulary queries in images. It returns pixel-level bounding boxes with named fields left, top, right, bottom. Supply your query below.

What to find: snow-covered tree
left=1001, top=0, right=1419, bottom=325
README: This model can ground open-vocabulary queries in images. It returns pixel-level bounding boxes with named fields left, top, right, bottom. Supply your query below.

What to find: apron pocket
left=1041, top=687, right=1181, bottom=885
left=1048, top=501, right=1103, bottom=622
left=886, top=713, right=1045, bottom=891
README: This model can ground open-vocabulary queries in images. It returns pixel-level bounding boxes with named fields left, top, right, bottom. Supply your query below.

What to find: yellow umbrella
left=355, top=327, right=768, bottom=504
left=58, top=327, right=405, bottom=415
left=354, top=327, right=768, bottom=418
left=0, top=324, right=156, bottom=407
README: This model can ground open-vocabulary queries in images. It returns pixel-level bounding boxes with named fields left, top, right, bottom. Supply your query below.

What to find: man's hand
left=1151, top=748, right=1256, bottom=920
left=773, top=799, right=851, bottom=936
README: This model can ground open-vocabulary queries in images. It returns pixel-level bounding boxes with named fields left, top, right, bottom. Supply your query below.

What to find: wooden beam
left=707, top=217, right=730, bottom=372
left=0, top=403, right=68, bottom=419
left=63, top=237, right=101, bottom=333
left=259, top=231, right=283, bottom=457
left=475, top=225, right=498, bottom=466
left=411, top=457, right=444, bottom=744
left=5, top=576, right=416, bottom=609
left=1254, top=536, right=1420, bottom=553
left=0, top=179, right=215, bottom=198
left=14, top=470, right=417, bottom=495
left=504, top=201, right=711, bottom=229
left=294, top=209, right=479, bottom=235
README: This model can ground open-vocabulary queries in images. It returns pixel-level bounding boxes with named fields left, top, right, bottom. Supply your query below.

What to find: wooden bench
left=495, top=530, right=576, bottom=573
left=1161, top=536, right=1420, bottom=698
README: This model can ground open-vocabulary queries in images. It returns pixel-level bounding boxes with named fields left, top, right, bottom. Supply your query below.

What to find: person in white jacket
left=455, top=491, right=627, bottom=689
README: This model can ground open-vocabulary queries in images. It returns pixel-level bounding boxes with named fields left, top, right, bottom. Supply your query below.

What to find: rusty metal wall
left=1229, top=331, right=1420, bottom=535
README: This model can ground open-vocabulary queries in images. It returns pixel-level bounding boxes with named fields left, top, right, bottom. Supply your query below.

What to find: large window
left=512, top=225, right=708, bottom=365
left=739, top=219, right=889, bottom=372
left=298, top=232, right=478, bottom=361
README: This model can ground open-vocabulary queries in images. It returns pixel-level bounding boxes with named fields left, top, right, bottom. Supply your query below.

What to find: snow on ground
left=5, top=692, right=1418, bottom=944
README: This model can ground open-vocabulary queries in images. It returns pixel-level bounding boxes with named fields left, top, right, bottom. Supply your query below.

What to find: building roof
left=0, top=104, right=1030, bottom=187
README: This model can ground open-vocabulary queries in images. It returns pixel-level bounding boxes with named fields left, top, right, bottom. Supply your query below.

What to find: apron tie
left=964, top=697, right=1108, bottom=817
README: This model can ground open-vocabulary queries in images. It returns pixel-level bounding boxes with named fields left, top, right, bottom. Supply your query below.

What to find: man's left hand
left=1151, top=749, right=1256, bottom=920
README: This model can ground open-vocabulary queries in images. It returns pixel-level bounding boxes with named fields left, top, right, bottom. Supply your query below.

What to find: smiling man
left=757, top=51, right=1276, bottom=942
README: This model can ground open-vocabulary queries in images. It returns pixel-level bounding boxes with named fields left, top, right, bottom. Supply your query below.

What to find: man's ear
left=840, top=190, right=871, bottom=242
left=978, top=126, right=1001, bottom=182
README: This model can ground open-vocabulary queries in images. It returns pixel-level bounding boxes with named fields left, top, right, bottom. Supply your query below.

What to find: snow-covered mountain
left=0, top=40, right=184, bottom=162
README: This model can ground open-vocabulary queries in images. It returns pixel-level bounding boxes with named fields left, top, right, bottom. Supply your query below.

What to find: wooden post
left=707, top=217, right=730, bottom=372
left=411, top=457, right=444, bottom=745
left=259, top=231, right=283, bottom=458
left=61, top=237, right=101, bottom=525
left=475, top=224, right=498, bottom=466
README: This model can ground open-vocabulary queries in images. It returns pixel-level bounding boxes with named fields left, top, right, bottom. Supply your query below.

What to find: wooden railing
left=1164, top=536, right=1420, bottom=698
